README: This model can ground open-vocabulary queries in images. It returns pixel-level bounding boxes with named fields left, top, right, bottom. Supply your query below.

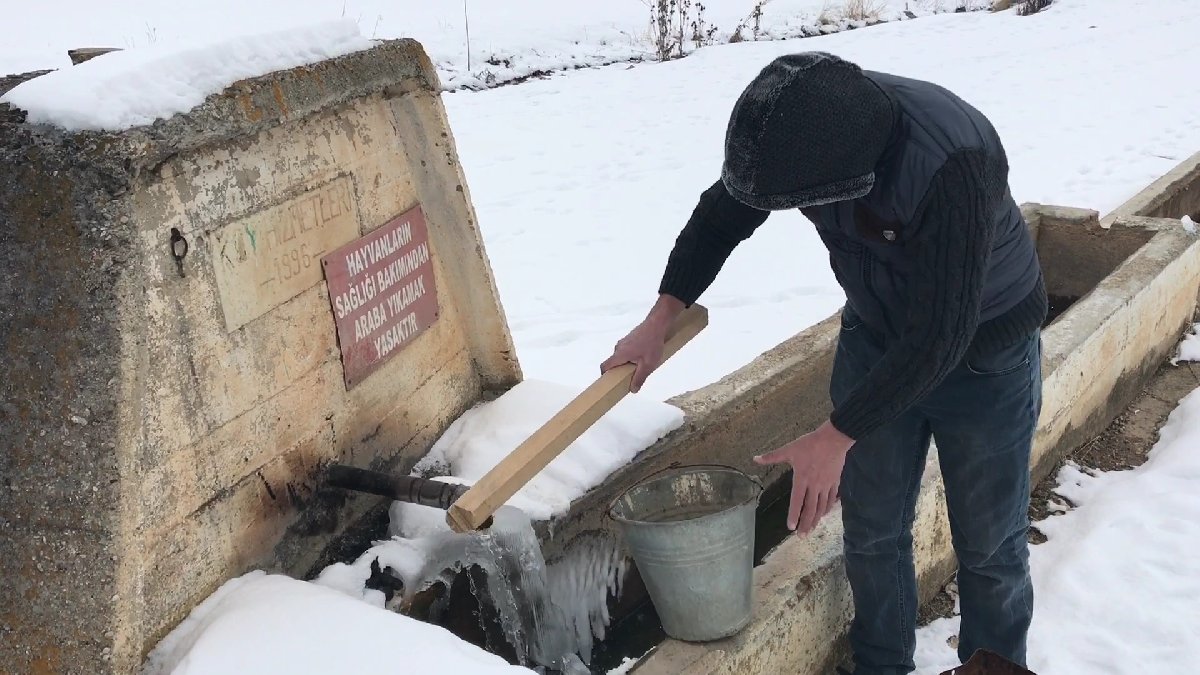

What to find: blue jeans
left=831, top=308, right=1040, bottom=675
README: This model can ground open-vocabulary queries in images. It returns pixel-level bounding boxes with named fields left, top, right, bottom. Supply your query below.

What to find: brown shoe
left=938, top=649, right=1036, bottom=675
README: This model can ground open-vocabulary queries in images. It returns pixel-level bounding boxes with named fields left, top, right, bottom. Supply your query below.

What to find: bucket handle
left=604, top=462, right=764, bottom=522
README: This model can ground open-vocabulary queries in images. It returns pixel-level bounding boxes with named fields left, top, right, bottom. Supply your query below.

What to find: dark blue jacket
left=804, top=70, right=1042, bottom=341
left=659, top=71, right=1046, bottom=439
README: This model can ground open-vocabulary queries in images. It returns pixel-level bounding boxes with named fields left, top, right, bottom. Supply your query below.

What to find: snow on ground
left=1171, top=322, right=1200, bottom=365
left=606, top=656, right=641, bottom=674
left=446, top=0, right=1200, bottom=399
left=141, top=571, right=535, bottom=675
left=1182, top=214, right=1198, bottom=235
left=915, top=368, right=1200, bottom=673
left=2, top=1, right=986, bottom=90
left=1, top=20, right=371, bottom=131
left=12, top=1, right=1197, bottom=401
left=8, top=2, right=1200, bottom=670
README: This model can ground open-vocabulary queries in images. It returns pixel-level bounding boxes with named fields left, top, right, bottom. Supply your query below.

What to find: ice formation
left=317, top=505, right=626, bottom=670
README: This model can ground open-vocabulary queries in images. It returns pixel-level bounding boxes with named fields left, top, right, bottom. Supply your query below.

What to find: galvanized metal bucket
left=608, top=465, right=762, bottom=642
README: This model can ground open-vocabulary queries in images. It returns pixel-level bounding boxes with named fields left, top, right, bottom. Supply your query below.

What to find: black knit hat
left=721, top=52, right=896, bottom=211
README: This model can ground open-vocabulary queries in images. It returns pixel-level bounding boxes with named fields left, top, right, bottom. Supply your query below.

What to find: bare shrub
left=1017, top=0, right=1052, bottom=15
left=841, top=0, right=887, bottom=22
left=818, top=0, right=837, bottom=25
left=691, top=3, right=719, bottom=48
left=729, top=0, right=773, bottom=43
left=645, top=0, right=718, bottom=61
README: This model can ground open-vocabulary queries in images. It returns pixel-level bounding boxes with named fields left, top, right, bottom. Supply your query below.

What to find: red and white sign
left=321, top=204, right=439, bottom=389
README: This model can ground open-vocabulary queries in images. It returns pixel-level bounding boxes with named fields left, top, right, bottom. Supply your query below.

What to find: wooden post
left=445, top=304, right=709, bottom=532
left=68, top=48, right=122, bottom=65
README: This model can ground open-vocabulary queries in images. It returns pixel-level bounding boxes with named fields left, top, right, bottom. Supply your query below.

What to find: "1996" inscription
left=211, top=176, right=360, bottom=332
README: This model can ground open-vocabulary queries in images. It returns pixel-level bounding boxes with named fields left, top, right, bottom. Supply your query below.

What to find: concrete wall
left=0, top=41, right=520, bottom=674
left=564, top=154, right=1200, bottom=674
left=1033, top=204, right=1154, bottom=301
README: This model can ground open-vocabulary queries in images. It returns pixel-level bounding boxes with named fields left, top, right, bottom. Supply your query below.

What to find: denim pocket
left=965, top=339, right=1031, bottom=377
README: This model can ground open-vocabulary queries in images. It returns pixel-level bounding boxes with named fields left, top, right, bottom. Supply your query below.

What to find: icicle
left=318, top=505, right=631, bottom=671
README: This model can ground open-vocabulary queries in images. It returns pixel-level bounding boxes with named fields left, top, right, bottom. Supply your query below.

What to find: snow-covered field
left=5, top=0, right=1200, bottom=672
left=3, top=0, right=986, bottom=90
left=11, top=1, right=1197, bottom=399
left=449, top=0, right=1200, bottom=399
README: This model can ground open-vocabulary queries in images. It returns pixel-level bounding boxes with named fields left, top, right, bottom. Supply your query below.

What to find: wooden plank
left=67, top=47, right=122, bottom=65
left=446, top=305, right=709, bottom=532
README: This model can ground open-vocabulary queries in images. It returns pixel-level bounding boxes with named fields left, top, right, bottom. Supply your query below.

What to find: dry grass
left=840, top=0, right=887, bottom=21
left=817, top=0, right=837, bottom=25
left=815, top=0, right=886, bottom=25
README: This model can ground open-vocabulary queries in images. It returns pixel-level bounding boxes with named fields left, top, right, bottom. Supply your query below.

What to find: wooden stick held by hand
left=445, top=304, right=709, bottom=533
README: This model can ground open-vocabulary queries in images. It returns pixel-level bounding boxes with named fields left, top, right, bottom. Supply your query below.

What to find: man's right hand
left=600, top=294, right=685, bottom=393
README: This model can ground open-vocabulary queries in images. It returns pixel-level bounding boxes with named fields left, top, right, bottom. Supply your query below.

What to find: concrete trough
left=1, top=41, right=523, bottom=672
left=547, top=151, right=1200, bottom=674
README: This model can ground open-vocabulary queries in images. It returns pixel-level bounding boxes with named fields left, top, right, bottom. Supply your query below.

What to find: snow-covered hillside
left=445, top=0, right=1200, bottom=399
left=3, top=1, right=988, bottom=90
left=5, top=1, right=1199, bottom=401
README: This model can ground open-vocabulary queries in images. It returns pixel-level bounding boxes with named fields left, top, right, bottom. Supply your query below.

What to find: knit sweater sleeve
left=658, top=179, right=770, bottom=305
left=829, top=149, right=1004, bottom=440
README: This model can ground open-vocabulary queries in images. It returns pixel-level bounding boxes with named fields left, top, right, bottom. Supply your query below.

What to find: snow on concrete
left=1171, top=323, right=1200, bottom=365
left=915, top=380, right=1200, bottom=672
left=1, top=20, right=372, bottom=131
left=446, top=0, right=1200, bottom=399
left=1, top=1, right=987, bottom=91
left=400, top=379, right=683, bottom=523
left=141, top=570, right=535, bottom=675
left=140, top=382, right=674, bottom=672
left=607, top=656, right=643, bottom=674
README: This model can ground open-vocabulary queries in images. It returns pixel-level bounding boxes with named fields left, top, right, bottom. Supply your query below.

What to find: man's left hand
left=753, top=420, right=854, bottom=534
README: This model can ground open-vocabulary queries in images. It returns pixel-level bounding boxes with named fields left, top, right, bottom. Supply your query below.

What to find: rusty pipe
left=326, top=464, right=469, bottom=511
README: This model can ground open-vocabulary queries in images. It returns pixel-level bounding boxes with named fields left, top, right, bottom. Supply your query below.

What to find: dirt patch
left=918, top=357, right=1200, bottom=627
left=917, top=582, right=958, bottom=626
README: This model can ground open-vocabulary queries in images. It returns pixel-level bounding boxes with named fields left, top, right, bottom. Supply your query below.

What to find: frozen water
left=543, top=535, right=629, bottom=661
left=558, top=654, right=593, bottom=675
left=311, top=378, right=668, bottom=668
left=320, top=505, right=626, bottom=670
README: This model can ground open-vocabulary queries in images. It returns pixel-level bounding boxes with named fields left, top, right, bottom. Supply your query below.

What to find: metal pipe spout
left=326, top=464, right=469, bottom=511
